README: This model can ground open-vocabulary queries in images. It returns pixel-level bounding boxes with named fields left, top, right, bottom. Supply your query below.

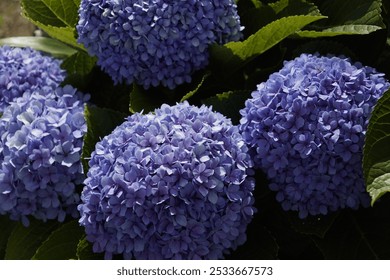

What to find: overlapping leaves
left=0, top=0, right=389, bottom=260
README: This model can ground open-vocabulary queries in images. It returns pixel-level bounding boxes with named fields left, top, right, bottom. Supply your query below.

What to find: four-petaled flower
left=77, top=0, right=243, bottom=89
left=0, top=46, right=65, bottom=112
left=239, top=53, right=390, bottom=218
left=0, top=85, right=89, bottom=226
left=79, top=101, right=256, bottom=259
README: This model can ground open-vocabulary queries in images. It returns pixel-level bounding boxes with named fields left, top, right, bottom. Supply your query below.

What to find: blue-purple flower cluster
left=239, top=54, right=390, bottom=218
left=0, top=85, right=89, bottom=226
left=79, top=102, right=255, bottom=259
left=0, top=46, right=65, bottom=113
left=77, top=0, right=243, bottom=89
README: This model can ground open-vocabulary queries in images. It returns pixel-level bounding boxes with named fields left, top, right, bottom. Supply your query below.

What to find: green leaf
left=180, top=72, right=210, bottom=102
left=291, top=40, right=356, bottom=60
left=318, top=0, right=385, bottom=28
left=82, top=105, right=127, bottom=173
left=209, top=15, right=326, bottom=76
left=296, top=24, right=382, bottom=37
left=0, top=216, right=16, bottom=259
left=32, top=220, right=85, bottom=260
left=21, top=0, right=84, bottom=51
left=61, top=51, right=97, bottom=75
left=30, top=23, right=82, bottom=51
left=239, top=0, right=321, bottom=38
left=129, top=84, right=164, bottom=114
left=21, top=0, right=79, bottom=27
left=365, top=162, right=390, bottom=204
left=202, top=90, right=252, bottom=124
left=40, top=0, right=80, bottom=27
left=76, top=237, right=104, bottom=260
left=314, top=203, right=390, bottom=259
left=257, top=185, right=324, bottom=259
left=21, top=0, right=65, bottom=27
left=363, top=89, right=390, bottom=204
left=0, top=36, right=77, bottom=58
left=297, top=0, right=385, bottom=38
left=237, top=0, right=262, bottom=9
left=5, top=219, right=59, bottom=260
left=269, top=0, right=321, bottom=17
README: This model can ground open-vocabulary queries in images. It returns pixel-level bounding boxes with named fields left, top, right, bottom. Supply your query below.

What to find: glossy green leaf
left=40, top=0, right=80, bottom=27
left=239, top=0, right=320, bottom=36
left=32, top=220, right=85, bottom=260
left=21, top=0, right=65, bottom=27
left=363, top=89, right=390, bottom=204
left=21, top=0, right=84, bottom=50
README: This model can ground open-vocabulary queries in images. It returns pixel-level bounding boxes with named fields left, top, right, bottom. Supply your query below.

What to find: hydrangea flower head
left=239, top=53, right=390, bottom=219
left=0, top=85, right=89, bottom=226
left=77, top=0, right=243, bottom=89
left=79, top=102, right=255, bottom=259
left=0, top=46, right=65, bottom=112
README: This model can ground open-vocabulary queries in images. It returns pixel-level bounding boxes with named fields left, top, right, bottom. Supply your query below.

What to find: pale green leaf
left=363, top=89, right=390, bottom=204
left=29, top=21, right=84, bottom=51
left=296, top=24, right=382, bottom=37
left=76, top=237, right=104, bottom=259
left=366, top=162, right=390, bottom=203
left=0, top=36, right=77, bottom=58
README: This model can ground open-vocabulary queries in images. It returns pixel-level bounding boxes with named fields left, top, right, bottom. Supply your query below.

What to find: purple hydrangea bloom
left=0, top=85, right=89, bottom=226
left=0, top=46, right=65, bottom=112
left=239, top=53, right=390, bottom=219
left=77, top=0, right=243, bottom=89
left=79, top=102, right=255, bottom=259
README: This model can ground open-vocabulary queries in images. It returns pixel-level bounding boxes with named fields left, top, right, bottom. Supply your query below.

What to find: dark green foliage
left=1, top=0, right=390, bottom=260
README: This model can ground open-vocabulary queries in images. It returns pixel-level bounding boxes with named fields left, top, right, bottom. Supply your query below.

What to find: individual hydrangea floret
left=0, top=45, right=65, bottom=112
left=79, top=101, right=255, bottom=259
left=239, top=53, right=390, bottom=219
left=0, top=85, right=89, bottom=226
left=77, top=0, right=243, bottom=89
